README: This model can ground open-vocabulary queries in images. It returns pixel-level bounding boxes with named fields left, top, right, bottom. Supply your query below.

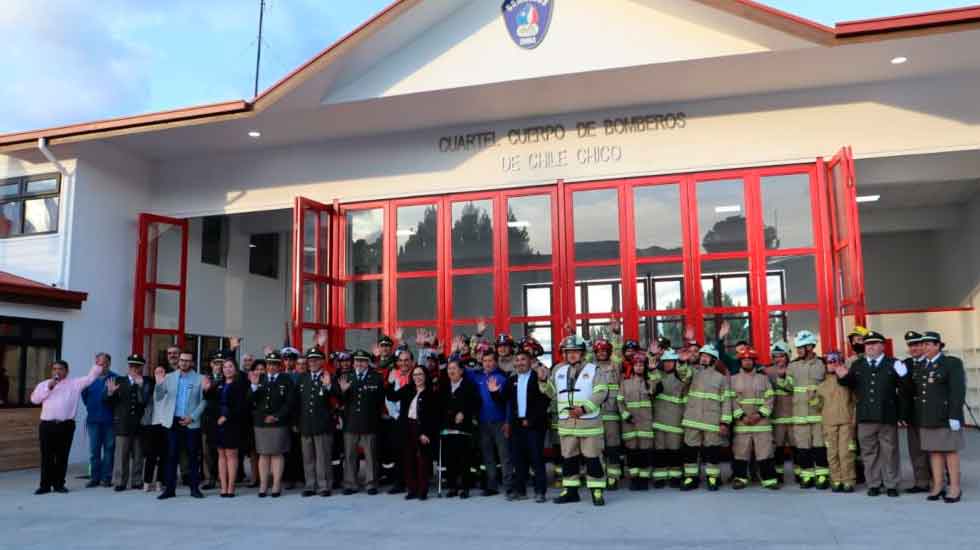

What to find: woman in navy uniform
left=205, top=357, right=249, bottom=497
left=907, top=331, right=967, bottom=503
left=248, top=351, right=295, bottom=497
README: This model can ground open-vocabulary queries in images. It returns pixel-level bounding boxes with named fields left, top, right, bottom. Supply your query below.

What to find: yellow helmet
left=848, top=326, right=870, bottom=338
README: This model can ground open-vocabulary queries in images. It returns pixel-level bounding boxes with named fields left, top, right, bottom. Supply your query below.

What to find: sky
left=0, top=0, right=975, bottom=134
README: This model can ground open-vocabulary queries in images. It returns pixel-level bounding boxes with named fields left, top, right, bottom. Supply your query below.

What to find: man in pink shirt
left=30, top=359, right=101, bottom=494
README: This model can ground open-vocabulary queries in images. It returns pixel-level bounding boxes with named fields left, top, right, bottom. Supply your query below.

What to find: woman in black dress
left=205, top=359, right=249, bottom=497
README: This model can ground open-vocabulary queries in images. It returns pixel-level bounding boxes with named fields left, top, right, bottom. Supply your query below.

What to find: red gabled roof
left=1, top=0, right=979, bottom=152
left=0, top=271, right=88, bottom=310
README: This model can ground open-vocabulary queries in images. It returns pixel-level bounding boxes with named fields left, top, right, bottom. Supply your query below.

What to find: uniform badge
left=501, top=0, right=554, bottom=50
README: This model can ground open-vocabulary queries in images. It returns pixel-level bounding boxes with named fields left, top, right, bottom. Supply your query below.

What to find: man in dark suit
left=490, top=349, right=552, bottom=502
left=104, top=354, right=149, bottom=491
left=296, top=347, right=338, bottom=497
left=339, top=350, right=386, bottom=495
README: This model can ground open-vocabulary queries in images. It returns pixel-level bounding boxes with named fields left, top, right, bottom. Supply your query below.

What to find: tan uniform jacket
left=543, top=361, right=610, bottom=437
left=731, top=371, right=775, bottom=433
left=618, top=375, right=654, bottom=439
left=815, top=375, right=856, bottom=427
left=780, top=357, right=826, bottom=424
left=650, top=367, right=691, bottom=434
left=681, top=366, right=733, bottom=432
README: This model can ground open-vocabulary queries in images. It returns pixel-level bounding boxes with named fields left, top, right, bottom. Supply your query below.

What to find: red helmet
left=736, top=348, right=758, bottom=361
left=518, top=336, right=544, bottom=357
left=495, top=333, right=515, bottom=348
left=592, top=339, right=613, bottom=355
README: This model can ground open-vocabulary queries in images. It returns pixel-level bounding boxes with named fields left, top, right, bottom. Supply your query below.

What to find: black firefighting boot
left=706, top=477, right=720, bottom=491
left=591, top=489, right=605, bottom=506
left=553, top=489, right=580, bottom=504
left=680, top=477, right=699, bottom=491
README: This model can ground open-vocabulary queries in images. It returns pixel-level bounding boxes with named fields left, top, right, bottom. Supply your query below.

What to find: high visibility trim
left=653, top=470, right=670, bottom=479
left=770, top=417, right=795, bottom=424
left=761, top=478, right=778, bottom=487
left=847, top=441, right=857, bottom=451
left=801, top=415, right=823, bottom=423
left=792, top=385, right=817, bottom=393
left=723, top=390, right=737, bottom=399
left=606, top=465, right=622, bottom=476
left=705, top=466, right=721, bottom=476
left=602, top=414, right=621, bottom=421
left=688, top=391, right=724, bottom=402
left=625, top=401, right=652, bottom=408
left=758, top=406, right=772, bottom=417
left=652, top=422, right=683, bottom=434
left=733, top=408, right=745, bottom=419
left=814, top=467, right=830, bottom=476
left=773, top=390, right=791, bottom=396
left=738, top=398, right=767, bottom=405
left=586, top=479, right=606, bottom=489
left=655, top=394, right=687, bottom=405
left=681, top=419, right=720, bottom=432
left=763, top=390, right=775, bottom=398
left=558, top=426, right=604, bottom=437
left=720, top=414, right=733, bottom=423
left=562, top=478, right=582, bottom=487
left=683, top=466, right=700, bottom=475
left=639, top=470, right=652, bottom=479
left=734, top=425, right=773, bottom=433
left=628, top=467, right=640, bottom=476
left=733, top=477, right=749, bottom=484
left=669, top=469, right=683, bottom=478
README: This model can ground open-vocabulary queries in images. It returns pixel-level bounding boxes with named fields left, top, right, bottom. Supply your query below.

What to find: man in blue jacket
left=466, top=352, right=511, bottom=497
left=81, top=352, right=117, bottom=487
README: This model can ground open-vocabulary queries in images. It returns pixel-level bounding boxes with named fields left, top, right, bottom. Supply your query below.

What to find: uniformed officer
left=339, top=349, right=386, bottom=495
left=901, top=330, right=931, bottom=494
left=618, top=354, right=654, bottom=490
left=296, top=347, right=338, bottom=497
left=375, top=335, right=397, bottom=376
left=834, top=330, right=907, bottom=497
left=591, top=320, right=624, bottom=489
left=777, top=330, right=830, bottom=489
left=202, top=350, right=227, bottom=490
left=730, top=348, right=778, bottom=490
left=248, top=351, right=295, bottom=498
left=650, top=349, right=691, bottom=488
left=680, top=345, right=732, bottom=491
left=542, top=335, right=610, bottom=506
left=765, top=342, right=794, bottom=484
left=104, top=354, right=148, bottom=491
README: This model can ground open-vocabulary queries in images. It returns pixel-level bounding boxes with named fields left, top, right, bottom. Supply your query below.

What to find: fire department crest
left=501, top=0, right=554, bottom=50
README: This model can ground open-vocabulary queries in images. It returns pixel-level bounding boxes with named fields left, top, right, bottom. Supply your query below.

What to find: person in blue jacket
left=465, top=351, right=512, bottom=497
left=81, top=352, right=118, bottom=487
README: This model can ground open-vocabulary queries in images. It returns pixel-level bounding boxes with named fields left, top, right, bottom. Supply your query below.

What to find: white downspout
left=37, top=137, right=74, bottom=289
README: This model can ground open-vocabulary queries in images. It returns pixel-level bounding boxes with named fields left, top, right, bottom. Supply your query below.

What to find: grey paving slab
left=2, top=431, right=978, bottom=550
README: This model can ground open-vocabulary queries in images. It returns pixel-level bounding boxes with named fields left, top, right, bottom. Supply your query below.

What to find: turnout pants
left=654, top=430, right=683, bottom=482
left=301, top=432, right=334, bottom=492
left=823, top=423, right=856, bottom=486
left=112, top=434, right=144, bottom=488
left=602, top=418, right=623, bottom=482
left=732, top=429, right=777, bottom=487
left=792, top=423, right=828, bottom=483
left=857, top=423, right=900, bottom=490
left=558, top=418, right=605, bottom=492
left=683, top=428, right=725, bottom=481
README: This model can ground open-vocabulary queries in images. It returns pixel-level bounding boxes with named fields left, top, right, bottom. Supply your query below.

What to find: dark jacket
left=905, top=354, right=966, bottom=428
left=250, top=373, right=295, bottom=428
left=82, top=373, right=117, bottom=424
left=439, top=377, right=480, bottom=435
left=205, top=377, right=250, bottom=435
left=838, top=355, right=906, bottom=424
left=202, top=372, right=223, bottom=434
left=295, top=370, right=339, bottom=436
left=340, top=368, right=385, bottom=434
left=103, top=376, right=147, bottom=435
left=492, top=371, right=551, bottom=431
left=386, top=384, right=440, bottom=442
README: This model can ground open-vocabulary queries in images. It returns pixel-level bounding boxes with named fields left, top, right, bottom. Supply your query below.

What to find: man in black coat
left=339, top=350, right=386, bottom=495
left=201, top=350, right=228, bottom=490
left=104, top=354, right=148, bottom=491
left=835, top=330, right=908, bottom=497
left=490, top=349, right=552, bottom=502
left=296, top=347, right=338, bottom=497
left=440, top=359, right=480, bottom=498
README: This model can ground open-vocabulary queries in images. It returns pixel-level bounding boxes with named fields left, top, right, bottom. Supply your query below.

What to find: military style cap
left=305, top=347, right=325, bottom=359
left=904, top=330, right=924, bottom=344
left=378, top=335, right=394, bottom=346
left=352, top=349, right=373, bottom=361
left=265, top=351, right=283, bottom=363
left=280, top=346, right=300, bottom=359
left=126, top=353, right=146, bottom=366
left=919, top=331, right=943, bottom=344
left=863, top=331, right=886, bottom=344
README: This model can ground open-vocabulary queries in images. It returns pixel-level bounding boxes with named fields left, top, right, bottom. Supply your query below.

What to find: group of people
left=29, top=321, right=967, bottom=505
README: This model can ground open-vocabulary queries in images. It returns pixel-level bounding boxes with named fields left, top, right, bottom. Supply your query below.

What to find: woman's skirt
left=254, top=426, right=291, bottom=455
left=919, top=426, right=965, bottom=452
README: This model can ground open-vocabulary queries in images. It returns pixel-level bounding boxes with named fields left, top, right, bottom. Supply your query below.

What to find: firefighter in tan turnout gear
left=542, top=335, right=610, bottom=506
left=590, top=319, right=624, bottom=489
left=730, top=348, right=779, bottom=490
left=776, top=330, right=831, bottom=489
left=765, top=342, right=794, bottom=484
left=650, top=349, right=692, bottom=488
left=680, top=345, right=732, bottom=491
left=618, top=354, right=654, bottom=490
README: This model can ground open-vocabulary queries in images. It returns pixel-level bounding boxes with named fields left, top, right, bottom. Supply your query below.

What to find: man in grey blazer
left=154, top=352, right=208, bottom=499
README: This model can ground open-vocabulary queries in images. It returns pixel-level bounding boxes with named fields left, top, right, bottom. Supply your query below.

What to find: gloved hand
left=893, top=362, right=908, bottom=377
left=949, top=419, right=961, bottom=431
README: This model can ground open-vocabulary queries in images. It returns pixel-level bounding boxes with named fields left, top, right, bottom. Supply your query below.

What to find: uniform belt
left=41, top=419, right=75, bottom=425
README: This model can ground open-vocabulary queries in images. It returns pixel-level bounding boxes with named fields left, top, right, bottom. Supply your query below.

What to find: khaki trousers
left=301, top=432, right=334, bottom=491
left=343, top=432, right=377, bottom=490
left=857, top=423, right=900, bottom=489
left=792, top=424, right=825, bottom=449
left=905, top=426, right=930, bottom=489
left=823, top=423, right=856, bottom=485
left=732, top=431, right=773, bottom=461
left=112, top=434, right=143, bottom=488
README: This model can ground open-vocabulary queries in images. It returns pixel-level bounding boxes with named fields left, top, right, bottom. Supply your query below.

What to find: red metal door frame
left=132, top=213, right=189, bottom=354
left=291, top=197, right=337, bottom=351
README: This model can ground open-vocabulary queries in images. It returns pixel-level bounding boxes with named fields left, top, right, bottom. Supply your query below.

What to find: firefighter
left=766, top=342, right=794, bottom=484
left=650, top=349, right=691, bottom=488
left=814, top=351, right=857, bottom=493
left=591, top=323, right=623, bottom=489
left=495, top=333, right=517, bottom=374
left=541, top=335, right=610, bottom=506
left=730, top=348, right=779, bottom=490
left=618, top=354, right=655, bottom=490
left=680, top=345, right=732, bottom=491
left=777, top=330, right=830, bottom=489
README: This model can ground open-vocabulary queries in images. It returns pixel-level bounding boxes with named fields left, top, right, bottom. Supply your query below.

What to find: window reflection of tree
left=397, top=206, right=438, bottom=271
left=452, top=202, right=493, bottom=268
left=702, top=216, right=778, bottom=253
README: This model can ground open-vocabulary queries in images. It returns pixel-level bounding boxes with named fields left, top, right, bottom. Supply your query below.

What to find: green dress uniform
left=340, top=358, right=386, bottom=492
left=296, top=359, right=339, bottom=494
left=250, top=360, right=296, bottom=456
left=906, top=347, right=966, bottom=452
left=104, top=356, right=148, bottom=489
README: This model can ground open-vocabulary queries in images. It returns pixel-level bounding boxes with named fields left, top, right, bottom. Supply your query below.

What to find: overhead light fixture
left=714, top=205, right=741, bottom=214
left=247, top=130, right=262, bottom=138
left=890, top=56, right=908, bottom=65
left=507, top=221, right=531, bottom=228
left=856, top=194, right=881, bottom=203
left=248, top=243, right=257, bottom=248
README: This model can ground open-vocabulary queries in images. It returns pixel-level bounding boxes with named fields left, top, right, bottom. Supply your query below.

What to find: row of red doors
left=132, top=147, right=865, bottom=363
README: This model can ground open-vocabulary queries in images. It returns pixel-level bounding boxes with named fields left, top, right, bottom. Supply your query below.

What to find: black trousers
left=380, top=419, right=402, bottom=486
left=285, top=430, right=304, bottom=484
left=510, top=423, right=546, bottom=496
left=142, top=424, right=167, bottom=484
left=39, top=420, right=75, bottom=490
left=442, top=433, right=473, bottom=491
left=165, top=422, right=201, bottom=492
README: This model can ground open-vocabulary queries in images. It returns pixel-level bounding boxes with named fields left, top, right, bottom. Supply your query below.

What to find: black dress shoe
left=101, top=480, right=112, bottom=488
left=943, top=491, right=962, bottom=503
left=302, top=490, right=315, bottom=497
left=157, top=491, right=176, bottom=500
left=927, top=490, right=946, bottom=501
left=227, top=493, right=236, bottom=498
left=319, top=490, right=331, bottom=497
left=190, top=489, right=205, bottom=499
left=258, top=492, right=267, bottom=498
left=387, top=485, right=406, bottom=495
left=85, top=480, right=100, bottom=489
left=418, top=493, right=428, bottom=501
left=867, top=487, right=881, bottom=497
left=342, top=488, right=356, bottom=495
left=270, top=492, right=281, bottom=498
left=482, top=489, right=499, bottom=497
left=34, top=487, right=51, bottom=495
left=202, top=482, right=217, bottom=491
left=906, top=486, right=929, bottom=494
left=114, top=486, right=126, bottom=492
left=53, top=486, right=69, bottom=494
left=367, top=488, right=378, bottom=495
left=886, top=489, right=900, bottom=498
left=446, top=490, right=459, bottom=498
left=459, top=490, right=469, bottom=499
left=404, top=492, right=417, bottom=500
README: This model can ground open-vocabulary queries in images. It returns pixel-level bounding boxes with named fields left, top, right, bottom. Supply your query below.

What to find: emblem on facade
left=501, top=0, right=554, bottom=49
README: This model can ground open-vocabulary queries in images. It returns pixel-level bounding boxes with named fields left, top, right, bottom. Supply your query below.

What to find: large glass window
left=509, top=270, right=552, bottom=317
left=760, top=174, right=814, bottom=249
left=397, top=204, right=438, bottom=272
left=573, top=189, right=619, bottom=261
left=345, top=281, right=383, bottom=323
left=347, top=209, right=383, bottom=275
left=397, top=278, right=437, bottom=321
left=634, top=184, right=683, bottom=257
left=453, top=274, right=494, bottom=319
left=507, top=195, right=552, bottom=265
left=452, top=200, right=493, bottom=268
left=636, top=262, right=684, bottom=312
left=697, top=178, right=747, bottom=253
left=575, top=266, right=622, bottom=315
left=766, top=255, right=817, bottom=305
left=701, top=259, right=750, bottom=308
left=0, top=174, right=60, bottom=238
left=0, top=316, right=61, bottom=408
